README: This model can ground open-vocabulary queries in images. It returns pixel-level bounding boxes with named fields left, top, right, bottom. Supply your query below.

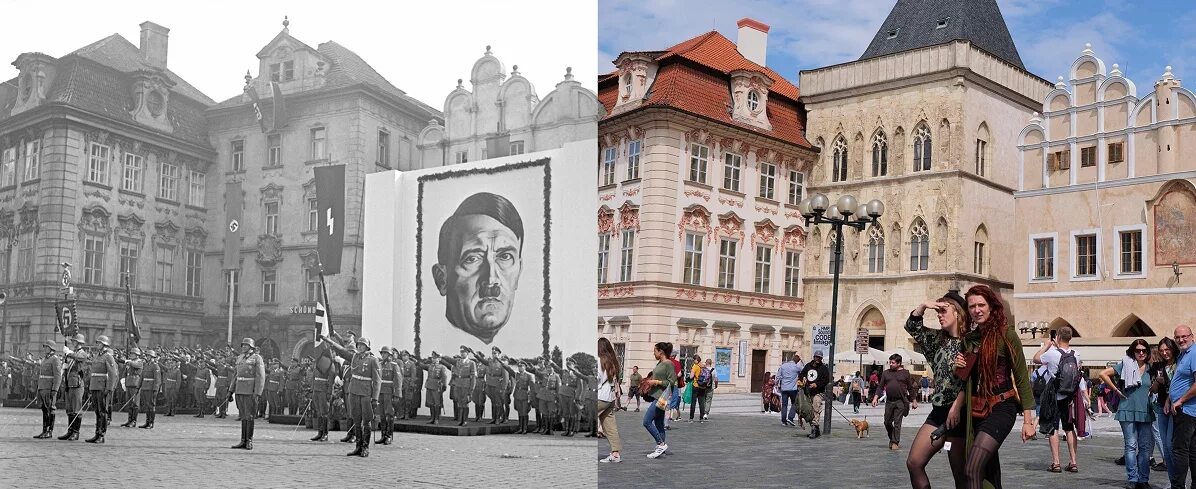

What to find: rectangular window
left=224, top=270, right=240, bottom=304
left=975, top=139, right=987, bottom=176
left=1108, top=142, right=1124, bottom=163
left=88, top=143, right=110, bottom=185
left=1119, top=229, right=1143, bottom=275
left=974, top=242, right=985, bottom=274
left=723, top=153, right=741, bottom=192
left=16, top=233, right=34, bottom=281
left=0, top=248, right=8, bottom=284
left=1080, top=146, right=1096, bottom=168
left=597, top=233, right=611, bottom=284
left=787, top=171, right=804, bottom=205
left=265, top=201, right=280, bottom=235
left=188, top=171, right=205, bottom=207
left=717, top=239, right=737, bottom=289
left=84, top=236, right=105, bottom=285
left=1, top=146, right=15, bottom=187
left=231, top=140, right=245, bottom=172
left=784, top=251, right=800, bottom=297
left=689, top=144, right=708, bottom=184
left=1050, top=149, right=1070, bottom=171
left=269, top=63, right=280, bottom=82
left=759, top=162, right=776, bottom=200
left=683, top=232, right=704, bottom=285
left=1034, top=237, right=1055, bottom=279
left=22, top=140, right=39, bottom=181
left=754, top=246, right=772, bottom=293
left=262, top=270, right=277, bottom=303
left=619, top=229, right=635, bottom=282
left=308, top=198, right=319, bottom=232
left=311, top=127, right=326, bottom=160
left=306, top=268, right=322, bottom=302
left=509, top=140, right=525, bottom=156
left=267, top=134, right=282, bottom=166
left=158, top=162, right=179, bottom=201
left=155, top=245, right=174, bottom=293
left=1075, top=234, right=1097, bottom=277
left=282, top=60, right=294, bottom=82
left=185, top=250, right=203, bottom=297
left=627, top=140, right=641, bottom=180
left=455, top=151, right=468, bottom=164
left=377, top=129, right=390, bottom=166
left=119, top=243, right=139, bottom=289
left=122, top=154, right=144, bottom=192
left=601, top=147, right=616, bottom=186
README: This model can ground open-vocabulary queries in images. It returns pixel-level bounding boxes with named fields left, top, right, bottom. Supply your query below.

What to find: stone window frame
left=867, top=223, right=885, bottom=273
left=87, top=142, right=111, bottom=186
left=753, top=244, right=773, bottom=294
left=155, top=242, right=175, bottom=294
left=187, top=170, right=205, bottom=208
left=377, top=128, right=391, bottom=167
left=601, top=146, right=617, bottom=186
left=1, top=145, right=16, bottom=187
left=310, top=126, right=327, bottom=161
left=872, top=130, right=889, bottom=177
left=122, top=153, right=144, bottom=193
left=1028, top=231, right=1058, bottom=282
left=689, top=143, right=709, bottom=184
left=758, top=160, right=776, bottom=200
left=118, top=239, right=140, bottom=289
left=783, top=250, right=801, bottom=297
left=231, top=139, right=245, bottom=172
left=1069, top=227, right=1101, bottom=281
left=185, top=248, right=203, bottom=297
left=682, top=231, right=704, bottom=286
left=264, top=200, right=281, bottom=236
left=626, top=139, right=641, bottom=181
left=83, top=234, right=106, bottom=285
left=261, top=268, right=278, bottom=303
left=597, top=232, right=611, bottom=285
left=908, top=218, right=929, bottom=272
left=15, top=230, right=35, bottom=282
left=831, top=135, right=848, bottom=183
left=267, top=134, right=282, bottom=167
left=1113, top=223, right=1147, bottom=279
left=22, top=139, right=40, bottom=182
left=747, top=90, right=760, bottom=112
left=619, top=228, right=636, bottom=282
left=912, top=124, right=932, bottom=172
left=158, top=161, right=180, bottom=201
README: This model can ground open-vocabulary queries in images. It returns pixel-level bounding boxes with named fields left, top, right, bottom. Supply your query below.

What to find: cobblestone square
left=0, top=407, right=595, bottom=488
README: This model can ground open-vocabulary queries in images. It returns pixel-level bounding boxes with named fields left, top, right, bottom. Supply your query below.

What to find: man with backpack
left=689, top=358, right=713, bottom=423
left=1034, top=325, right=1084, bottom=473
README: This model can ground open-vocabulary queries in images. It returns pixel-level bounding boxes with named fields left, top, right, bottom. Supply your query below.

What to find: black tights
left=964, top=432, right=1004, bottom=489
left=906, top=424, right=966, bottom=489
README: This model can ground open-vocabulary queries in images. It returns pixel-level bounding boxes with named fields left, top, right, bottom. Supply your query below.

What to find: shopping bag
left=683, top=383, right=693, bottom=404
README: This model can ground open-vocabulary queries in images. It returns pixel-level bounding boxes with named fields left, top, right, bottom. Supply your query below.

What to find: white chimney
left=139, top=21, right=169, bottom=68
left=736, top=18, right=769, bottom=66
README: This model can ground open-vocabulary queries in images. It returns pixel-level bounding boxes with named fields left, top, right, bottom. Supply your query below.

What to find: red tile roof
left=600, top=30, right=810, bottom=149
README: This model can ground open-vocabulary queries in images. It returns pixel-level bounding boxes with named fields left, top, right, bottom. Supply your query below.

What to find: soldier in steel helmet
left=32, top=340, right=63, bottom=439
left=377, top=346, right=402, bottom=445
left=137, top=350, right=162, bottom=429
left=58, top=333, right=90, bottom=440
left=421, top=351, right=448, bottom=424
left=85, top=335, right=120, bottom=444
left=118, top=347, right=145, bottom=428
left=326, top=335, right=382, bottom=457
left=230, top=338, right=266, bottom=450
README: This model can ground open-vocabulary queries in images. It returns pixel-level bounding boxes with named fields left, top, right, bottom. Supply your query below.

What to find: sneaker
left=647, top=446, right=666, bottom=459
left=599, top=454, right=621, bottom=463
left=660, top=443, right=668, bottom=452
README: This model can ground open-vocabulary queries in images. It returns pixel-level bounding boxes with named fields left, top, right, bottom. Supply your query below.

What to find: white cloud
left=1016, top=12, right=1135, bottom=81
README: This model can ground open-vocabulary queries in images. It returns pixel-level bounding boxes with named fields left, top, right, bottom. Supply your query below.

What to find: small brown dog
left=849, top=418, right=870, bottom=439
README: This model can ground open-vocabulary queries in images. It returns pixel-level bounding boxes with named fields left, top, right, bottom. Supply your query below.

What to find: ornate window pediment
left=715, top=211, right=745, bottom=244
left=79, top=205, right=111, bottom=236
left=154, top=219, right=181, bottom=246
left=678, top=204, right=712, bottom=241
left=598, top=206, right=616, bottom=235
left=116, top=213, right=146, bottom=241
left=729, top=70, right=773, bottom=131
left=184, top=226, right=208, bottom=249
left=256, top=234, right=283, bottom=267
left=782, top=225, right=807, bottom=250
left=751, top=219, right=779, bottom=248
left=618, top=201, right=641, bottom=231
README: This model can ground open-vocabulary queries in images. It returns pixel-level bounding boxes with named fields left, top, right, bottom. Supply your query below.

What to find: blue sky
left=598, top=0, right=1196, bottom=92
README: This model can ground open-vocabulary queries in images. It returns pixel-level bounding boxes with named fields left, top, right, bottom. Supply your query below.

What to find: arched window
left=975, top=122, right=990, bottom=177
left=832, top=136, right=848, bottom=182
left=827, top=230, right=843, bottom=274
left=909, top=218, right=929, bottom=271
left=622, top=73, right=632, bottom=97
left=872, top=131, right=888, bottom=177
left=913, top=124, right=932, bottom=172
left=747, top=90, right=760, bottom=111
left=974, top=224, right=988, bottom=275
left=868, top=224, right=885, bottom=273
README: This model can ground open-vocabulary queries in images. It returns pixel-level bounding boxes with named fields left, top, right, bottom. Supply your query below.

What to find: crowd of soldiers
left=10, top=330, right=598, bottom=457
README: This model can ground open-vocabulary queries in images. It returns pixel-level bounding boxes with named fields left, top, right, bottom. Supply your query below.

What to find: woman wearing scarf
left=1100, top=339, right=1156, bottom=489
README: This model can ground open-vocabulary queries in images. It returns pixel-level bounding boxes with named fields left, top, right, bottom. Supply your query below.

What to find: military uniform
left=536, top=367, right=560, bottom=435
left=264, top=362, right=283, bottom=417
left=58, top=337, right=90, bottom=440
left=138, top=354, right=161, bottom=428
left=192, top=361, right=212, bottom=417
left=163, top=361, right=181, bottom=416
left=230, top=339, right=266, bottom=450
left=449, top=354, right=477, bottom=426
left=119, top=351, right=145, bottom=427
left=511, top=367, right=534, bottom=434
left=33, top=342, right=64, bottom=439
left=85, top=339, right=120, bottom=444
left=214, top=360, right=234, bottom=418
left=484, top=357, right=510, bottom=424
left=330, top=337, right=382, bottom=457
left=284, top=363, right=303, bottom=415
left=421, top=357, right=447, bottom=424
left=377, top=348, right=401, bottom=445
left=557, top=370, right=577, bottom=436
left=309, top=350, right=336, bottom=442
left=398, top=354, right=419, bottom=419
left=471, top=359, right=487, bottom=422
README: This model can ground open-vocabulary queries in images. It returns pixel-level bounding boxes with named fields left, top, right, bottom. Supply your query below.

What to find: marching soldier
left=57, top=334, right=90, bottom=440
left=138, top=351, right=162, bottom=429
left=230, top=338, right=266, bottom=450
left=33, top=340, right=64, bottom=439
left=284, top=357, right=302, bottom=415
left=308, top=347, right=336, bottom=442
left=264, top=359, right=283, bottom=418
left=85, top=336, right=119, bottom=444
left=326, top=335, right=382, bottom=457
left=163, top=356, right=181, bottom=416
left=420, top=351, right=448, bottom=424
left=449, top=347, right=477, bottom=426
left=192, top=355, right=212, bottom=418
left=377, top=346, right=402, bottom=445
left=213, top=356, right=235, bottom=418
left=119, top=348, right=144, bottom=428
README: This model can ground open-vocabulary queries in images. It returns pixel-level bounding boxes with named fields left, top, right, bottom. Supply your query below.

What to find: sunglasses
left=1133, top=349, right=1149, bottom=354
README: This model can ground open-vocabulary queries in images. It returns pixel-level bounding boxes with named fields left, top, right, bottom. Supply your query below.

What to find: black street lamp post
left=798, top=193, right=884, bottom=436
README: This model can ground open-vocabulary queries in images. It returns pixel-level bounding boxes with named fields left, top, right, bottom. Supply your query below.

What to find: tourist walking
left=701, top=358, right=717, bottom=420
left=597, top=338, right=622, bottom=463
left=777, top=356, right=801, bottom=426
left=627, top=366, right=642, bottom=412
left=641, top=342, right=676, bottom=459
left=1034, top=325, right=1084, bottom=473
left=872, top=353, right=916, bottom=450
left=1151, top=337, right=1180, bottom=483
left=904, top=292, right=970, bottom=489
left=1099, top=338, right=1156, bottom=489
left=761, top=372, right=779, bottom=413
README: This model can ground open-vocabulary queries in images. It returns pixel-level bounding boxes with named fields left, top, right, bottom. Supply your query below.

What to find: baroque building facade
left=798, top=0, right=1051, bottom=375
left=598, top=19, right=818, bottom=393
left=1014, top=45, right=1196, bottom=351
left=0, top=22, right=215, bottom=355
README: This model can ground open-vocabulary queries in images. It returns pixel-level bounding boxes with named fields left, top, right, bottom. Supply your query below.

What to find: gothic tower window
left=832, top=135, right=848, bottom=182
left=913, top=124, right=932, bottom=172
left=872, top=130, right=888, bottom=177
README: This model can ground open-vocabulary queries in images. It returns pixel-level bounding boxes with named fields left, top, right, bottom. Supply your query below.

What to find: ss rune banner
left=314, top=164, right=346, bottom=274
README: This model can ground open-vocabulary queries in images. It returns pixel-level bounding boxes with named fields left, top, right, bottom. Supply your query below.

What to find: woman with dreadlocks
left=954, top=285, right=1035, bottom=489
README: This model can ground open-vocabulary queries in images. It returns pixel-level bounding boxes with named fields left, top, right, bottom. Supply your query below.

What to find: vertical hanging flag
left=55, top=301, right=78, bottom=338
left=244, top=84, right=270, bottom=133
left=314, top=165, right=346, bottom=274
left=224, top=181, right=243, bottom=269
left=314, top=301, right=329, bottom=345
left=271, top=81, right=288, bottom=130
left=125, top=282, right=141, bottom=345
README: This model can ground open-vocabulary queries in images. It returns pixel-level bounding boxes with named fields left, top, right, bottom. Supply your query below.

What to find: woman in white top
left=597, top=337, right=622, bottom=463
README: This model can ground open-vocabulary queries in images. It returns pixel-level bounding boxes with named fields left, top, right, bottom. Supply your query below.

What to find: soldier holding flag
left=326, top=335, right=382, bottom=457
left=58, top=334, right=90, bottom=440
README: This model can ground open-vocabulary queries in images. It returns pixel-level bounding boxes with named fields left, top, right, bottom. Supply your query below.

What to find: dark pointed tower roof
left=859, top=0, right=1024, bottom=69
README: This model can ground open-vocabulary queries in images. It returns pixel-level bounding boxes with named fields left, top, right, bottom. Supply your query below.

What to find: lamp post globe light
left=797, top=192, right=884, bottom=436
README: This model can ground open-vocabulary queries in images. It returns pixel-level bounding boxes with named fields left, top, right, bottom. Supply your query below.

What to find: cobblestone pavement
left=597, top=406, right=1160, bottom=489
left=0, top=407, right=595, bottom=488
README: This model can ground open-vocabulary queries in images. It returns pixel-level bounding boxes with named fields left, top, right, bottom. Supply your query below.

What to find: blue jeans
left=668, top=386, right=680, bottom=409
left=780, top=390, right=797, bottom=423
left=1122, top=420, right=1155, bottom=483
left=1157, top=404, right=1176, bottom=483
left=643, top=400, right=666, bottom=445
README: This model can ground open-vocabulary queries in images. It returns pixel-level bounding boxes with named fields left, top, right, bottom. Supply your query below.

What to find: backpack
left=1032, top=368, right=1047, bottom=399
left=1054, top=348, right=1081, bottom=395
left=697, top=367, right=712, bottom=389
